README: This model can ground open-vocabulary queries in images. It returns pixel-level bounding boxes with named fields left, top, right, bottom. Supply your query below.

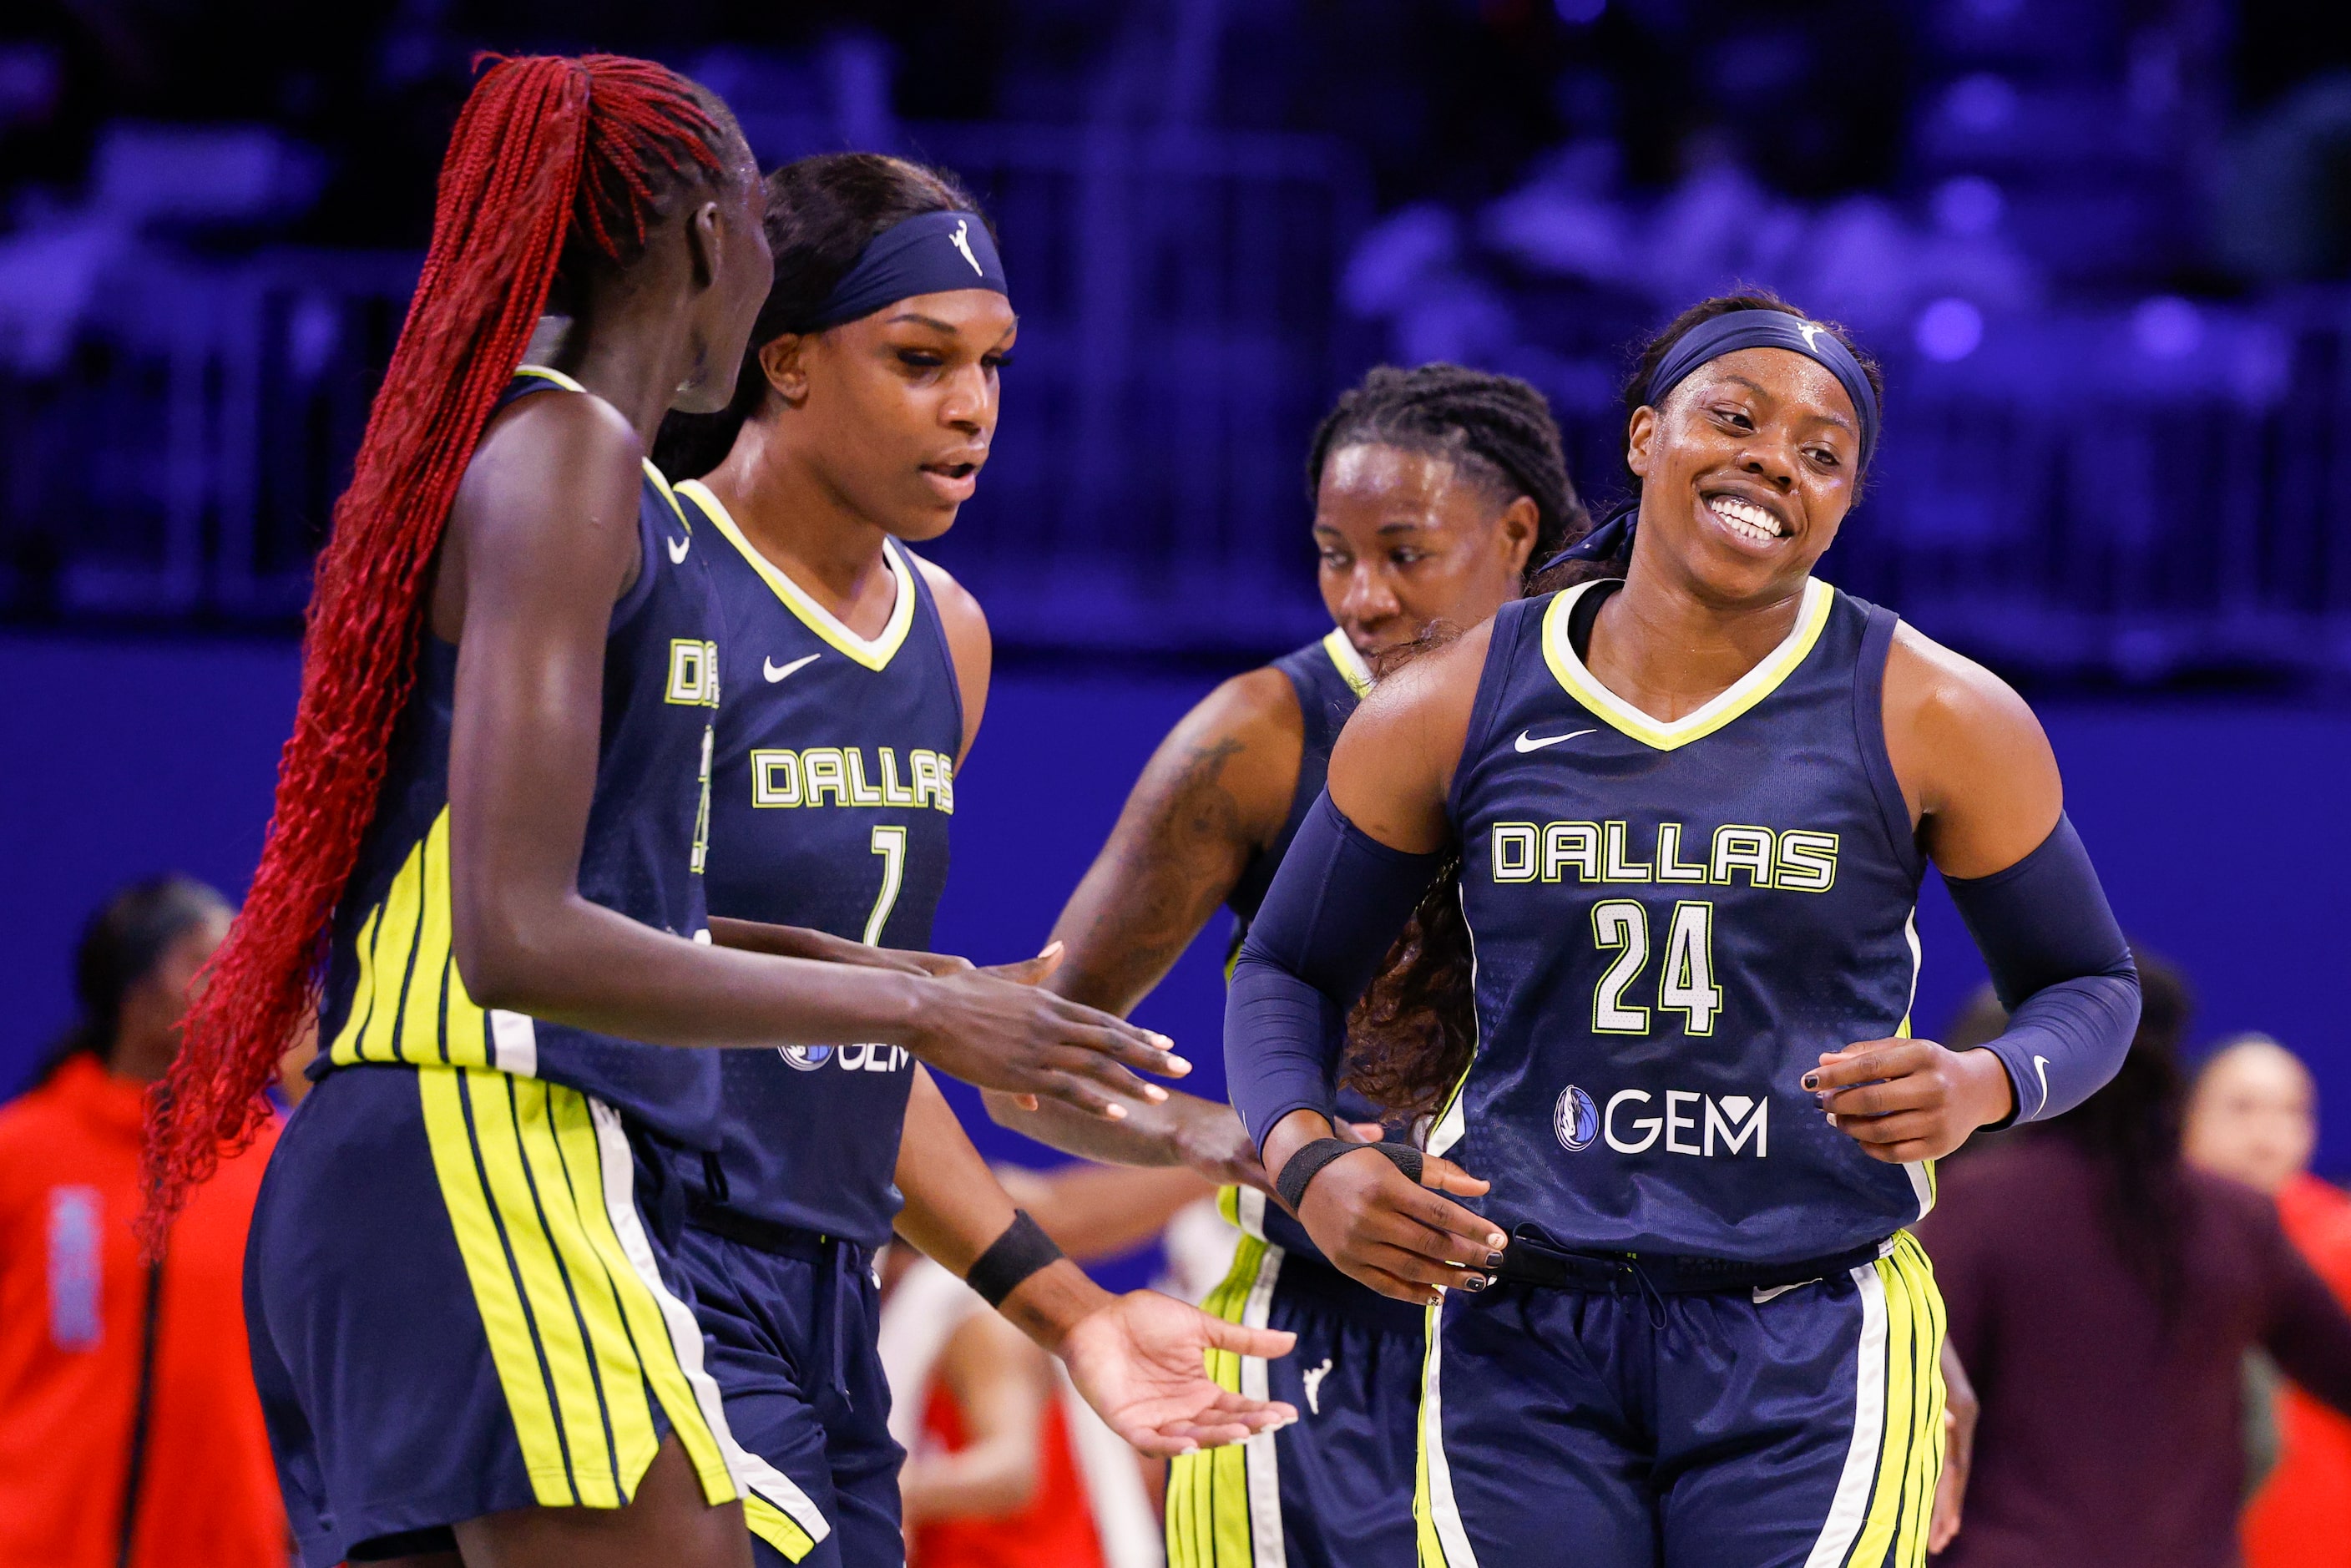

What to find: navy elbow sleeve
left=1223, top=793, right=1446, bottom=1149
left=1944, top=813, right=2140, bottom=1124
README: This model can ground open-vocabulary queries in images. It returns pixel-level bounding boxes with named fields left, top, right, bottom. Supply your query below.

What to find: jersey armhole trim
left=1444, top=597, right=1529, bottom=832
left=1851, top=599, right=1926, bottom=882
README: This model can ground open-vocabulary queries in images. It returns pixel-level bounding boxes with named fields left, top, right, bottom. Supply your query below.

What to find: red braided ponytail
left=142, top=54, right=727, bottom=1239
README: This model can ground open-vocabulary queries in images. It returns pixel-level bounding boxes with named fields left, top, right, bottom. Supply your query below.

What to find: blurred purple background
left=3, top=3, right=2348, bottom=1245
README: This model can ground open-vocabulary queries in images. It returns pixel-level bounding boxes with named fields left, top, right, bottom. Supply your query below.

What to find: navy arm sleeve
left=1224, top=792, right=1446, bottom=1153
left=1943, top=813, right=2140, bottom=1125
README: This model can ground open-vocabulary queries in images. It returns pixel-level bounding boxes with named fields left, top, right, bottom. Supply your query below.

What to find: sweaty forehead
left=1673, top=346, right=1859, bottom=432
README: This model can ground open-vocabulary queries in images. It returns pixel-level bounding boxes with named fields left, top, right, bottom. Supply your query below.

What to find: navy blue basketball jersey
left=1225, top=630, right=1386, bottom=1258
left=1440, top=577, right=1929, bottom=1264
left=1227, top=630, right=1373, bottom=928
left=677, top=478, right=963, bottom=1250
left=314, top=366, right=723, bottom=1147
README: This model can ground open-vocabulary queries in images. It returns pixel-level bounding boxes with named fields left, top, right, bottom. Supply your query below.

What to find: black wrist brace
left=1273, top=1137, right=1424, bottom=1216
left=966, top=1210, right=1065, bottom=1308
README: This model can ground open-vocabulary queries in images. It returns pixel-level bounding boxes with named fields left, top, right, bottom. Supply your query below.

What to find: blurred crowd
left=7, top=878, right=2351, bottom=1566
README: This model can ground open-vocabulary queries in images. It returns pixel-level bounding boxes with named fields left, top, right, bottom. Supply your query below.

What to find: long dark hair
left=655, top=152, right=987, bottom=481
left=1342, top=291, right=1878, bottom=1118
left=1314, top=367, right=1583, bottom=1116
left=2049, top=949, right=2194, bottom=1318
left=35, top=877, right=229, bottom=1089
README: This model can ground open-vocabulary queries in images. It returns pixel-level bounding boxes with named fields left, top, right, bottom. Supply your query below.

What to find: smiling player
left=1226, top=292, right=2142, bottom=1567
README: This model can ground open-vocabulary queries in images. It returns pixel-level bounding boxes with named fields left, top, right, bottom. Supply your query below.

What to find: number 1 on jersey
left=1591, top=899, right=1721, bottom=1035
left=863, top=826, right=908, bottom=946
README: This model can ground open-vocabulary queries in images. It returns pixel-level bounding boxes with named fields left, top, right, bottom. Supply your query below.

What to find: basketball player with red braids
left=144, top=55, right=1224, bottom=1568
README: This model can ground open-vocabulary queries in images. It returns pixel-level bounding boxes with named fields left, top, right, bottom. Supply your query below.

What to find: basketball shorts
left=1416, top=1231, right=1946, bottom=1568
left=674, top=1217, right=903, bottom=1567
left=243, top=1065, right=743, bottom=1567
left=1170, top=1238, right=1425, bottom=1568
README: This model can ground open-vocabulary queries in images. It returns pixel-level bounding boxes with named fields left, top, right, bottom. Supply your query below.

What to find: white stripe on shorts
left=1420, top=1300, right=1481, bottom=1568
left=589, top=1100, right=832, bottom=1545
left=1240, top=1242, right=1287, bottom=1568
left=1803, top=1261, right=1890, bottom=1568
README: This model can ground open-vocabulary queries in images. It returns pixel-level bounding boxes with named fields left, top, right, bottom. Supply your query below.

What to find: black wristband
left=1273, top=1138, right=1424, bottom=1216
left=965, top=1210, right=1065, bottom=1308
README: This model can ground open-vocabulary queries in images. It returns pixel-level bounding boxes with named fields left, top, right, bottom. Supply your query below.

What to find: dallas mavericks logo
left=1554, top=1085, right=1600, bottom=1152
left=779, top=1045, right=833, bottom=1072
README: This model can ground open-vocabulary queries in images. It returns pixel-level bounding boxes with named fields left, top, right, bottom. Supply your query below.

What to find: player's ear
left=1626, top=405, right=1659, bottom=480
left=684, top=199, right=724, bottom=290
left=1495, top=495, right=1538, bottom=577
left=760, top=334, right=810, bottom=406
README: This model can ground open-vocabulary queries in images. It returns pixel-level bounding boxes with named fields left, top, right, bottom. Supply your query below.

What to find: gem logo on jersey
left=1554, top=1085, right=1600, bottom=1152
left=776, top=1043, right=911, bottom=1074
left=1591, top=1088, right=1768, bottom=1157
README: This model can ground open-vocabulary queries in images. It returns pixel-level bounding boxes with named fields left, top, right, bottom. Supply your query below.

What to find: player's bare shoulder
left=1882, top=620, right=2060, bottom=865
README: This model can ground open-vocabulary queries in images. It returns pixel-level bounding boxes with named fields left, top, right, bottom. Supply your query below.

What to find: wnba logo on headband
left=802, top=210, right=1010, bottom=331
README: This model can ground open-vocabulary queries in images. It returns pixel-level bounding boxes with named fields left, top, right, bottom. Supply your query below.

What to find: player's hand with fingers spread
left=1056, top=1289, right=1297, bottom=1455
left=1264, top=1110, right=1505, bottom=1306
left=903, top=941, right=1193, bottom=1120
left=1804, top=1036, right=2016, bottom=1165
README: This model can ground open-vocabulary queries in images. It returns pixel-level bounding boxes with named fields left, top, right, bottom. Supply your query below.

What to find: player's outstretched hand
left=1805, top=1037, right=2016, bottom=1165
left=1057, top=1288, right=1297, bottom=1456
left=1294, top=1145, right=1504, bottom=1307
left=905, top=942, right=1192, bottom=1119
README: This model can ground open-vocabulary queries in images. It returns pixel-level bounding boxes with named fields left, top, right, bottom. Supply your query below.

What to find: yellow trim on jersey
left=678, top=478, right=916, bottom=671
left=1540, top=576, right=1833, bottom=751
left=417, top=1067, right=738, bottom=1510
left=327, top=808, right=496, bottom=1070
left=1321, top=628, right=1374, bottom=698
left=1168, top=1234, right=1280, bottom=1568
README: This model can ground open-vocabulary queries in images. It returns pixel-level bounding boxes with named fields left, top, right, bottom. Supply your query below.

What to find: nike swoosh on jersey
left=665, top=534, right=690, bottom=564
left=2032, top=1054, right=2052, bottom=1115
left=763, top=653, right=821, bottom=684
left=1514, top=727, right=1597, bottom=752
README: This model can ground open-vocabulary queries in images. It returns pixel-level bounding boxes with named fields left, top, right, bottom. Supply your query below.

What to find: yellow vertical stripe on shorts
left=400, top=812, right=455, bottom=1066
left=1891, top=1236, right=1947, bottom=1568
left=1168, top=1234, right=1267, bottom=1568
left=417, top=1067, right=574, bottom=1503
left=358, top=834, right=426, bottom=1063
left=464, top=1070, right=623, bottom=1507
left=515, top=1079, right=661, bottom=1490
left=1845, top=1234, right=1945, bottom=1568
left=1414, top=1301, right=1443, bottom=1567
left=744, top=1494, right=819, bottom=1561
left=326, top=904, right=381, bottom=1066
left=553, top=1090, right=737, bottom=1504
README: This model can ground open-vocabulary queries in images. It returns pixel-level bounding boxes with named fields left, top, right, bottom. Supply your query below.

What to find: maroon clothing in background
left=1919, top=1138, right=2351, bottom=1568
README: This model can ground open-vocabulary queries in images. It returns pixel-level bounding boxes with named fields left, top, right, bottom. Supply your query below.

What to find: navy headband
left=1543, top=307, right=1878, bottom=571
left=801, top=210, right=1009, bottom=332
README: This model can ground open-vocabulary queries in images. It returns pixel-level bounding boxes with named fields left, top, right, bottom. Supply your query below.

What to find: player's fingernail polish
left=1485, top=1251, right=1505, bottom=1269
left=1142, top=1084, right=1170, bottom=1102
left=1163, top=1054, right=1193, bottom=1075
left=1463, top=1275, right=1488, bottom=1292
left=1105, top=1103, right=1129, bottom=1119
left=1802, top=1072, right=1819, bottom=1090
left=1487, top=1232, right=1507, bottom=1248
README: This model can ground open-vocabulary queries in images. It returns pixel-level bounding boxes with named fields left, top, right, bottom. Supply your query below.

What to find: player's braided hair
left=144, top=53, right=736, bottom=1242
left=1530, top=286, right=1883, bottom=596
left=1309, top=367, right=1585, bottom=1118
left=654, top=152, right=988, bottom=481
left=1306, top=363, right=1588, bottom=579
